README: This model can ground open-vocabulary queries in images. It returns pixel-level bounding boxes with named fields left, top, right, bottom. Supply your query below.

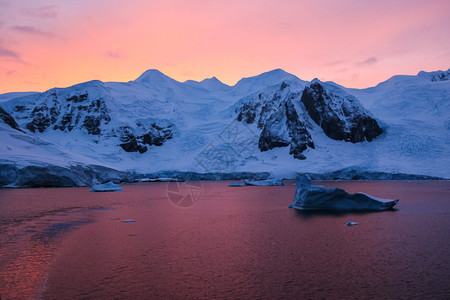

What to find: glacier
left=1, top=68, right=449, bottom=187
left=290, top=175, right=399, bottom=211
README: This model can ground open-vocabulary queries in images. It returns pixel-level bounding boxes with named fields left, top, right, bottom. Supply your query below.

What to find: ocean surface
left=0, top=180, right=449, bottom=299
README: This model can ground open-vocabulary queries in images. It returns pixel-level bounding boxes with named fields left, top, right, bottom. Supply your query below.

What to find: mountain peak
left=134, top=69, right=175, bottom=84
left=234, top=69, right=304, bottom=94
left=200, top=76, right=221, bottom=83
left=264, top=68, right=290, bottom=76
left=199, top=76, right=229, bottom=88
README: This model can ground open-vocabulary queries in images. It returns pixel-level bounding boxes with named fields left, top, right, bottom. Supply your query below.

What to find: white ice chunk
left=138, top=177, right=179, bottom=182
left=244, top=178, right=284, bottom=186
left=229, top=182, right=246, bottom=187
left=346, top=221, right=359, bottom=226
left=122, top=219, right=136, bottom=222
left=90, top=181, right=123, bottom=192
left=290, top=175, right=399, bottom=211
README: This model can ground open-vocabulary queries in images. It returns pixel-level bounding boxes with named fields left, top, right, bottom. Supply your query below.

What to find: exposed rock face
left=430, top=72, right=449, bottom=82
left=237, top=82, right=314, bottom=160
left=284, top=99, right=315, bottom=159
left=236, top=80, right=381, bottom=159
left=259, top=100, right=314, bottom=160
left=237, top=102, right=257, bottom=124
left=5, top=86, right=174, bottom=154
left=119, top=138, right=148, bottom=154
left=19, top=90, right=111, bottom=135
left=300, top=82, right=382, bottom=142
left=54, top=95, right=111, bottom=134
left=26, top=104, right=53, bottom=133
left=119, top=124, right=173, bottom=153
left=0, top=106, right=22, bottom=131
left=142, top=123, right=173, bottom=146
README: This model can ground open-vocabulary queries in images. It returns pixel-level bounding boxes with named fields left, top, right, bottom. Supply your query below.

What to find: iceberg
left=290, top=175, right=399, bottom=211
left=90, top=181, right=123, bottom=192
left=244, top=178, right=284, bottom=186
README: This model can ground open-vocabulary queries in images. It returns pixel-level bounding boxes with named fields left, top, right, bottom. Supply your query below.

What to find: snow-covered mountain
left=1, top=68, right=449, bottom=186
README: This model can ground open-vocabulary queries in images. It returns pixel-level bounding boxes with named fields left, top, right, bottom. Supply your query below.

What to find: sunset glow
left=0, top=0, right=449, bottom=93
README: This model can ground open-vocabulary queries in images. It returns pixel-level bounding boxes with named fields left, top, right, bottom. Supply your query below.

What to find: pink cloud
left=104, top=51, right=125, bottom=59
left=0, top=45, right=23, bottom=63
left=23, top=5, right=58, bottom=18
left=10, top=25, right=55, bottom=37
left=358, top=57, right=378, bottom=66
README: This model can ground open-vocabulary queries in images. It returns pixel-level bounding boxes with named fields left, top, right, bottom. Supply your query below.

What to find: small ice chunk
left=139, top=177, right=179, bottom=182
left=122, top=219, right=136, bottom=222
left=90, top=181, right=123, bottom=192
left=244, top=178, right=284, bottom=186
left=229, top=183, right=246, bottom=187
left=347, top=221, right=358, bottom=226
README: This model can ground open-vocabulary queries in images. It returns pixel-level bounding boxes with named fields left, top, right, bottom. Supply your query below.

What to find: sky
left=0, top=0, right=449, bottom=94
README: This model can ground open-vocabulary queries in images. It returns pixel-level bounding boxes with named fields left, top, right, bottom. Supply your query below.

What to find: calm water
left=0, top=181, right=449, bottom=299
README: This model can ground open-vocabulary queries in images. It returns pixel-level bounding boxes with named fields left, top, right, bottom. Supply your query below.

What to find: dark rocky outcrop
left=258, top=100, right=314, bottom=160
left=23, top=92, right=111, bottom=135
left=120, top=139, right=148, bottom=154
left=142, top=123, right=173, bottom=146
left=237, top=83, right=314, bottom=160
left=66, top=93, right=88, bottom=102
left=81, top=98, right=111, bottom=135
left=284, top=100, right=315, bottom=159
left=237, top=102, right=257, bottom=124
left=119, top=124, right=173, bottom=153
left=26, top=104, right=52, bottom=133
left=301, top=82, right=382, bottom=142
left=8, top=88, right=171, bottom=153
left=0, top=106, right=23, bottom=132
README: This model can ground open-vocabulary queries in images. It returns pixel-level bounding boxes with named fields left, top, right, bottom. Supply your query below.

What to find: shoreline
left=1, top=163, right=447, bottom=189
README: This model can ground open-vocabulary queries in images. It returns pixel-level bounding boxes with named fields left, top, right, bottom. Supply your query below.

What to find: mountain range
left=1, top=68, right=449, bottom=187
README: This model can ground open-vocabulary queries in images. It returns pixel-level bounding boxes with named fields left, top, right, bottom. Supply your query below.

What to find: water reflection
left=293, top=208, right=399, bottom=219
left=0, top=207, right=98, bottom=298
left=0, top=181, right=449, bottom=299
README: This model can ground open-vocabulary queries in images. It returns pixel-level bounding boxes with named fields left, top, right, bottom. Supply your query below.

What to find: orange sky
left=0, top=0, right=449, bottom=93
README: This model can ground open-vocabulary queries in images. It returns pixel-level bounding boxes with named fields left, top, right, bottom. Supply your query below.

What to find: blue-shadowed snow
left=1, top=68, right=449, bottom=187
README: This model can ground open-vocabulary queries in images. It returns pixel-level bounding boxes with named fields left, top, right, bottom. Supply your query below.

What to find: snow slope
left=0, top=68, right=449, bottom=186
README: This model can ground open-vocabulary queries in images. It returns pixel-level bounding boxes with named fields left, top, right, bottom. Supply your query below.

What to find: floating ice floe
left=122, top=219, right=136, bottom=222
left=243, top=178, right=284, bottom=186
left=289, top=175, right=399, bottom=211
left=90, top=181, right=123, bottom=192
left=346, top=221, right=359, bottom=226
left=229, top=183, right=246, bottom=187
left=137, top=177, right=179, bottom=182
